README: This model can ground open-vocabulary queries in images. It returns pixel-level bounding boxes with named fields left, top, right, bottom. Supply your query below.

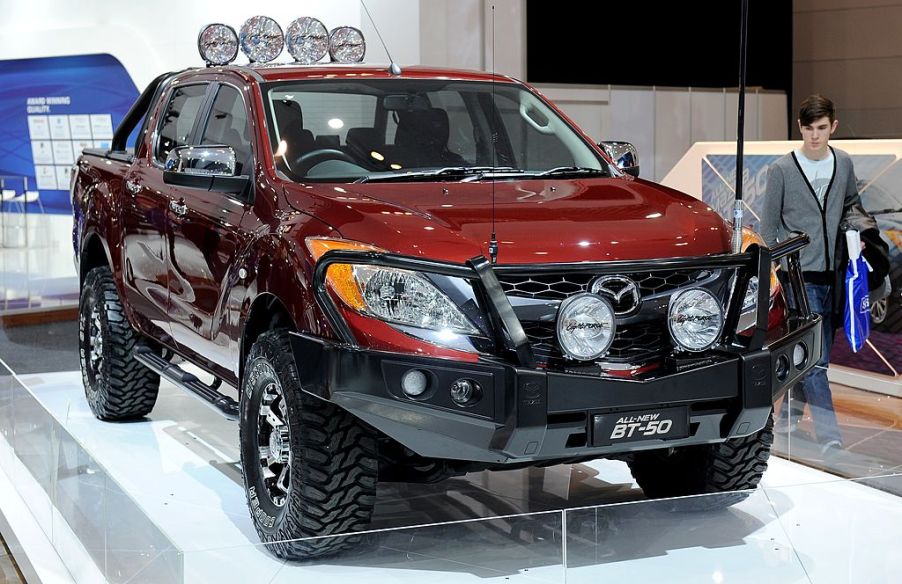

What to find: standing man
left=762, top=94, right=860, bottom=455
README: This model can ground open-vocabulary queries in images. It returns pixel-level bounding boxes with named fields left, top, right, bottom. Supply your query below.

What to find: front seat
left=393, top=108, right=467, bottom=168
left=272, top=99, right=315, bottom=171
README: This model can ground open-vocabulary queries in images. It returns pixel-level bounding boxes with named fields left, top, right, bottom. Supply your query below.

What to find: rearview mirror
left=163, top=145, right=250, bottom=195
left=599, top=141, right=640, bottom=177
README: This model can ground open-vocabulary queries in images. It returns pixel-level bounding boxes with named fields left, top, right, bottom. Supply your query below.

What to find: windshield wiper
left=532, top=166, right=609, bottom=178
left=355, top=166, right=522, bottom=183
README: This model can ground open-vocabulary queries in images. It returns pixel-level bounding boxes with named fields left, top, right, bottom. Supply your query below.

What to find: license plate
left=592, top=407, right=689, bottom=446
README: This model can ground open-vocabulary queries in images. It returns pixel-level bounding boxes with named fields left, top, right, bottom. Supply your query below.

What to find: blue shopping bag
left=843, top=230, right=870, bottom=353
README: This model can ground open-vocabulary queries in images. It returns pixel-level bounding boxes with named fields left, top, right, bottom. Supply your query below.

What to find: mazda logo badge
left=590, top=275, right=641, bottom=315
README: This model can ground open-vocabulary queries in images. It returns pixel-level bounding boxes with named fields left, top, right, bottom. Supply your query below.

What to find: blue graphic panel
left=0, top=54, right=138, bottom=214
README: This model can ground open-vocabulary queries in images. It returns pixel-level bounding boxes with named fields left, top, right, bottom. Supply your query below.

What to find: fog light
left=775, top=354, right=790, bottom=382
left=450, top=378, right=480, bottom=406
left=792, top=343, right=807, bottom=369
left=401, top=369, right=428, bottom=397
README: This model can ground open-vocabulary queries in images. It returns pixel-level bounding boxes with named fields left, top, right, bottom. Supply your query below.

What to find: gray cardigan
left=761, top=146, right=861, bottom=274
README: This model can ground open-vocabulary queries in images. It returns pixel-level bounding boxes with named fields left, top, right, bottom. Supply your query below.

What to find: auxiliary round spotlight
left=285, top=17, right=329, bottom=64
left=556, top=293, right=616, bottom=361
left=450, top=379, right=480, bottom=406
left=668, top=288, right=724, bottom=352
left=239, top=16, right=284, bottom=63
left=792, top=343, right=808, bottom=369
left=198, top=24, right=239, bottom=66
left=329, top=26, right=366, bottom=63
left=401, top=369, right=429, bottom=398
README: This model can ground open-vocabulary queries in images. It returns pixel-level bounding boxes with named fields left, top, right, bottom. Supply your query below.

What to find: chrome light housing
left=198, top=24, right=239, bottom=66
left=239, top=16, right=284, bottom=63
left=285, top=17, right=329, bottom=64
left=329, top=26, right=366, bottom=63
left=556, top=293, right=616, bottom=360
left=353, top=265, right=477, bottom=334
left=668, top=288, right=724, bottom=352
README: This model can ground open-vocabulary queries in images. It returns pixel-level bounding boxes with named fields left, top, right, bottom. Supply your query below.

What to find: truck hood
left=283, top=177, right=732, bottom=265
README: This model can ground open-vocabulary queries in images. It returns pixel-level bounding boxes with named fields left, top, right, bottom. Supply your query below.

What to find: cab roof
left=231, top=63, right=518, bottom=84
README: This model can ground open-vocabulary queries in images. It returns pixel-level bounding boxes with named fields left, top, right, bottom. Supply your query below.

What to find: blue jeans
left=798, top=283, right=843, bottom=445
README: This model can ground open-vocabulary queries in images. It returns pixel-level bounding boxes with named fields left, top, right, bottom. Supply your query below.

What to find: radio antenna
left=731, top=0, right=750, bottom=253
left=360, top=0, right=401, bottom=75
left=489, top=4, right=499, bottom=264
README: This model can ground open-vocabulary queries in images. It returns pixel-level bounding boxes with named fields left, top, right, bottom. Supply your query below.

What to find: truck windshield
left=263, top=79, right=611, bottom=182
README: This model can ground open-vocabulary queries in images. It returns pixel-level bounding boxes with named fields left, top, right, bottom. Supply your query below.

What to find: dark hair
left=798, top=94, right=835, bottom=125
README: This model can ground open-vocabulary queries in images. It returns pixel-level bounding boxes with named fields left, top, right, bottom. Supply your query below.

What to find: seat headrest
left=272, top=99, right=304, bottom=130
left=395, top=108, right=451, bottom=149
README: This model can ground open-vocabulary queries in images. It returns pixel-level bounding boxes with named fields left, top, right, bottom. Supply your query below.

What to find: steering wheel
left=292, top=148, right=356, bottom=175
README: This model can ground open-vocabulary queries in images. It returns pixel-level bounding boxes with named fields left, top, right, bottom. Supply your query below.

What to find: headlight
left=556, top=293, right=616, bottom=360
left=198, top=24, right=239, bottom=66
left=353, top=266, right=477, bottom=334
left=239, top=16, right=284, bottom=63
left=329, top=26, right=366, bottom=63
left=738, top=228, right=781, bottom=331
left=285, top=17, right=329, bottom=64
left=668, top=288, right=724, bottom=352
left=742, top=276, right=760, bottom=312
left=305, top=237, right=477, bottom=335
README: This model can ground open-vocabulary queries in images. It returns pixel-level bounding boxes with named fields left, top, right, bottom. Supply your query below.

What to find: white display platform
left=2, top=369, right=902, bottom=583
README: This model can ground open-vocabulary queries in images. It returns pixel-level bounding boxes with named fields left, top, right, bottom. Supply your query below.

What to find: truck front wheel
left=79, top=266, right=160, bottom=420
left=239, top=330, right=378, bottom=560
left=626, top=414, right=774, bottom=508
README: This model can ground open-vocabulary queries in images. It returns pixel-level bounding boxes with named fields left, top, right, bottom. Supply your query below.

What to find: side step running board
left=133, top=347, right=239, bottom=417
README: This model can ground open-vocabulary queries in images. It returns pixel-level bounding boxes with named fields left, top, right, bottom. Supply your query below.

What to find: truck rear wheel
left=79, top=266, right=160, bottom=420
left=239, top=330, right=378, bottom=560
left=627, top=414, right=774, bottom=509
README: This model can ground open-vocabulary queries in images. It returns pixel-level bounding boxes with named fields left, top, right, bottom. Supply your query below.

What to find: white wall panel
left=654, top=90, right=691, bottom=182
left=690, top=90, right=727, bottom=143
left=607, top=88, right=656, bottom=180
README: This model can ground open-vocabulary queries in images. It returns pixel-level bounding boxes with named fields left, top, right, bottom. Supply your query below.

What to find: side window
left=200, top=85, right=253, bottom=175
left=155, top=84, right=208, bottom=163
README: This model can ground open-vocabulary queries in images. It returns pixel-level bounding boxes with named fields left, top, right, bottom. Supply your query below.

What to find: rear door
left=121, top=82, right=210, bottom=342
left=165, top=82, right=253, bottom=372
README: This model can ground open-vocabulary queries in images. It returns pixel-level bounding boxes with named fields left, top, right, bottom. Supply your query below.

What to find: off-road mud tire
left=239, top=330, right=378, bottom=560
left=78, top=266, right=160, bottom=420
left=627, top=413, right=774, bottom=510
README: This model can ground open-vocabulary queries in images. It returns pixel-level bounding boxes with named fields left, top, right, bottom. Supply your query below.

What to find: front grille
left=504, top=268, right=726, bottom=368
left=498, top=270, right=699, bottom=301
left=527, top=321, right=669, bottom=364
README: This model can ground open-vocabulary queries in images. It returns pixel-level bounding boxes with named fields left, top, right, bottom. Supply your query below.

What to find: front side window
left=200, top=85, right=253, bottom=175
left=155, top=84, right=208, bottom=163
left=264, top=79, right=609, bottom=182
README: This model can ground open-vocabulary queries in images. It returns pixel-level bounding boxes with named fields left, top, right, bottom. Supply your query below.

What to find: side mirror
left=163, top=145, right=250, bottom=195
left=599, top=141, right=640, bottom=177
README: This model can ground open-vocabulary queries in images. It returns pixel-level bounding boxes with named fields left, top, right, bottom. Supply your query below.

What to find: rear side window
left=155, top=84, right=208, bottom=163
left=200, top=85, right=253, bottom=175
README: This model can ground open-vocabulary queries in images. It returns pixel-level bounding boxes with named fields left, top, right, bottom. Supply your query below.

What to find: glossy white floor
left=2, top=368, right=902, bottom=584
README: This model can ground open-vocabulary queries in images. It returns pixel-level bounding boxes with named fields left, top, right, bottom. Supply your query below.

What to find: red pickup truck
left=72, top=61, right=820, bottom=559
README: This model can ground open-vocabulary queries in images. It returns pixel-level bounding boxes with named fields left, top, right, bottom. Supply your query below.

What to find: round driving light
left=285, top=17, right=328, bottom=64
left=775, top=354, right=790, bottom=381
left=556, top=293, right=616, bottom=361
left=198, top=24, right=239, bottom=66
left=401, top=369, right=429, bottom=397
left=329, top=26, right=366, bottom=63
left=239, top=16, right=284, bottom=63
left=450, top=379, right=480, bottom=406
left=668, top=288, right=724, bottom=352
left=792, top=343, right=807, bottom=369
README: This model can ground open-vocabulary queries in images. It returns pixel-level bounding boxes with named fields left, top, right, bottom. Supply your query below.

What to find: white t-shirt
left=795, top=149, right=834, bottom=208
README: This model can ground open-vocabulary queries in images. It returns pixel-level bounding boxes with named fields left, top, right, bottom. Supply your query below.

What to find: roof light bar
left=239, top=16, right=284, bottom=63
left=329, top=26, right=366, bottom=63
left=197, top=24, right=239, bottom=66
left=285, top=17, right=329, bottom=64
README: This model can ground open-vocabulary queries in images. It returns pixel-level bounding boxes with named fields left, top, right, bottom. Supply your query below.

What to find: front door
left=166, top=83, right=253, bottom=373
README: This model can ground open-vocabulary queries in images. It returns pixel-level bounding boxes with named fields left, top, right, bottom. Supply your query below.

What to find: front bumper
left=290, top=313, right=820, bottom=464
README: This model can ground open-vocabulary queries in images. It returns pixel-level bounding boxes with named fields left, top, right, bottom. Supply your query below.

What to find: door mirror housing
left=163, top=145, right=250, bottom=196
left=599, top=141, right=640, bottom=177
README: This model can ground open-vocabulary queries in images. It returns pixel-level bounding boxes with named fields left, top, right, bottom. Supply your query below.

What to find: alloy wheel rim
left=257, top=378, right=291, bottom=507
left=85, top=304, right=104, bottom=383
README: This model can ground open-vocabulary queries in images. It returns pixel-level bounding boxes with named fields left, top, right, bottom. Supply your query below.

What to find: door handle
left=125, top=179, right=141, bottom=194
left=169, top=199, right=188, bottom=217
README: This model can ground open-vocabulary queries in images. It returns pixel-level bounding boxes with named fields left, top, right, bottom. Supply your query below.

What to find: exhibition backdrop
left=0, top=53, right=138, bottom=214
